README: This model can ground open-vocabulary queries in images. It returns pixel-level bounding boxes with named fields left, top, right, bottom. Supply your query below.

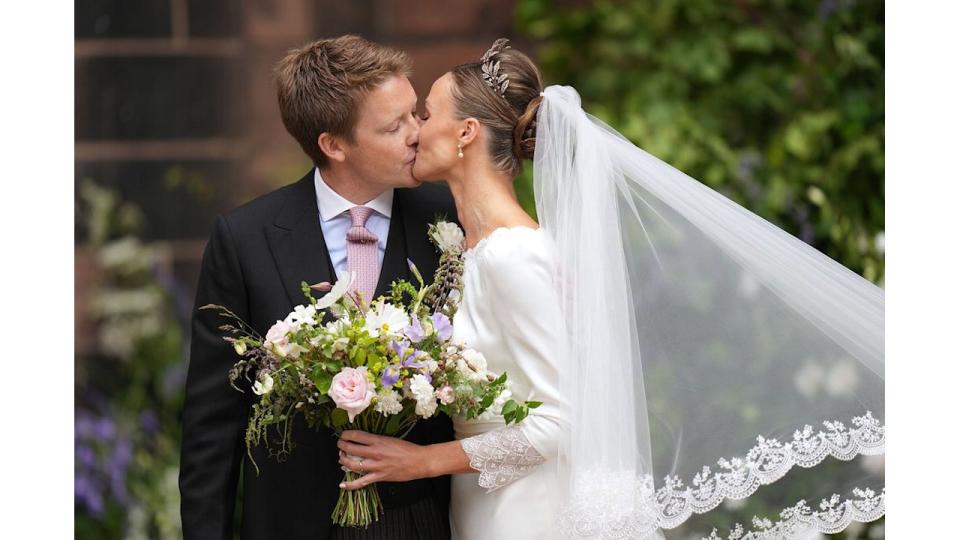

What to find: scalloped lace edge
left=703, top=487, right=884, bottom=539
left=557, top=411, right=884, bottom=539
left=656, top=411, right=884, bottom=528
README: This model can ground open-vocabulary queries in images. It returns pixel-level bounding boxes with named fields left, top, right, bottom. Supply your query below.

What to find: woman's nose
left=408, top=123, right=420, bottom=146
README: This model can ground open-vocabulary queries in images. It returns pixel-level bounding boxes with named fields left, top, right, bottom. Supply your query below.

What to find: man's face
left=340, top=75, right=421, bottom=190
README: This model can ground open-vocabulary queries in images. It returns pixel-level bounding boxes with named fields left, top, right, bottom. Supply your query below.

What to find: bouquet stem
left=331, top=469, right=383, bottom=528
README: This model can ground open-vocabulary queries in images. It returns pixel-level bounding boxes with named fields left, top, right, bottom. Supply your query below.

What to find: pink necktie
left=346, top=206, right=380, bottom=306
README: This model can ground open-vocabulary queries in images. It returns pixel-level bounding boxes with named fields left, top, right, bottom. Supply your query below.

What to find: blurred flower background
left=74, top=1, right=883, bottom=538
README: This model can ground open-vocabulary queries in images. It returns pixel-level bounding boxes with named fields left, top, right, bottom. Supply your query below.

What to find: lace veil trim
left=557, top=412, right=884, bottom=538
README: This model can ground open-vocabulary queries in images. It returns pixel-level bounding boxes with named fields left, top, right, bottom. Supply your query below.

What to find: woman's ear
left=318, top=132, right=347, bottom=163
left=458, top=118, right=481, bottom=148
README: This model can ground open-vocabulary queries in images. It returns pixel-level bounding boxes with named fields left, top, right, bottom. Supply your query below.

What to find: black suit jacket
left=180, top=171, right=458, bottom=540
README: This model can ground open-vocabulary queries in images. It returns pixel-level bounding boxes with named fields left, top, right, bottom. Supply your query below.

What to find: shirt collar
left=314, top=168, right=394, bottom=222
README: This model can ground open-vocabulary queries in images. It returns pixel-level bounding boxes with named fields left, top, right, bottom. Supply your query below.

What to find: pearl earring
left=457, top=143, right=464, bottom=158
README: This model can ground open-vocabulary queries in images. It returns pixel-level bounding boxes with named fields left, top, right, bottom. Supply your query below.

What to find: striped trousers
left=330, top=497, right=451, bottom=540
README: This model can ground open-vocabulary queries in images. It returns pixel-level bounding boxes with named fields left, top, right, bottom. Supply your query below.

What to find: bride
left=335, top=39, right=884, bottom=539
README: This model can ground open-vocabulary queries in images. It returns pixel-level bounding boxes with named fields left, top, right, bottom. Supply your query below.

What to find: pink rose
left=265, top=320, right=292, bottom=348
left=436, top=385, right=455, bottom=405
left=328, top=367, right=375, bottom=422
left=265, top=319, right=301, bottom=357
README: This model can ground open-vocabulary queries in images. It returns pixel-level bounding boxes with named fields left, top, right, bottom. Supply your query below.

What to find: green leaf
left=300, top=280, right=316, bottom=304
left=731, top=28, right=774, bottom=53
left=331, top=408, right=349, bottom=428
left=313, top=371, right=333, bottom=394
left=479, top=392, right=495, bottom=410
left=385, top=413, right=402, bottom=435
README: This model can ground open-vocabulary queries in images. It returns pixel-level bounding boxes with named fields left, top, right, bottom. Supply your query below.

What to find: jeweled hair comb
left=480, top=38, right=511, bottom=98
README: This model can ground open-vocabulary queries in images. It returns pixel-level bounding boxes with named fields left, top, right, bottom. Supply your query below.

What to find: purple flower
left=75, top=414, right=95, bottom=439
left=405, top=349, right=432, bottom=370
left=389, top=338, right=410, bottom=357
left=75, top=475, right=104, bottom=517
left=108, top=438, right=132, bottom=505
left=406, top=351, right=436, bottom=383
left=389, top=338, right=430, bottom=374
left=818, top=0, right=837, bottom=19
left=139, top=410, right=159, bottom=433
left=407, top=258, right=424, bottom=283
left=402, top=354, right=423, bottom=369
left=76, top=444, right=97, bottom=469
left=94, top=417, right=116, bottom=440
left=381, top=365, right=401, bottom=388
left=430, top=313, right=453, bottom=342
left=403, top=317, right=426, bottom=343
left=389, top=339, right=417, bottom=365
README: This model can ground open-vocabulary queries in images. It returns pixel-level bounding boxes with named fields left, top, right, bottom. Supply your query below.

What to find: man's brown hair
left=275, top=35, right=412, bottom=167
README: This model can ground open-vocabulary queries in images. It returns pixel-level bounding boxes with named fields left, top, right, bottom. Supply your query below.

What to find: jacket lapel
left=401, top=191, right=442, bottom=288
left=265, top=172, right=335, bottom=308
left=373, top=193, right=409, bottom=300
left=265, top=181, right=442, bottom=310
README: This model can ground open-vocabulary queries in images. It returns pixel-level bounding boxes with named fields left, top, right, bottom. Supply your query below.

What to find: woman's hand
left=337, top=430, right=434, bottom=490
left=337, top=431, right=475, bottom=490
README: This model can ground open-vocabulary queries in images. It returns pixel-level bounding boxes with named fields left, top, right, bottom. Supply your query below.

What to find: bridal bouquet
left=202, top=221, right=540, bottom=528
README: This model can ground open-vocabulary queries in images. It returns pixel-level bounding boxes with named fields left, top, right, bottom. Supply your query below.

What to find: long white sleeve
left=458, top=228, right=567, bottom=491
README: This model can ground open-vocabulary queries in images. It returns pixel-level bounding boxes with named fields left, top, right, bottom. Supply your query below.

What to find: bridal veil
left=535, top=85, right=884, bottom=538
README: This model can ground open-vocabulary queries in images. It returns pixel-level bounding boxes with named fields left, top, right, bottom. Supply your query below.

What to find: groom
left=179, top=36, right=456, bottom=540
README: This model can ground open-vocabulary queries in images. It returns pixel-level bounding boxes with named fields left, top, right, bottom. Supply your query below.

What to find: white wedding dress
left=449, top=225, right=567, bottom=540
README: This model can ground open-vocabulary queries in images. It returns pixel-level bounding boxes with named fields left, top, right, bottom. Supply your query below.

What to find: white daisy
left=363, top=300, right=410, bottom=338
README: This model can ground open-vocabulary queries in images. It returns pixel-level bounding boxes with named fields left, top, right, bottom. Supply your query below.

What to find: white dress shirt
left=314, top=168, right=393, bottom=279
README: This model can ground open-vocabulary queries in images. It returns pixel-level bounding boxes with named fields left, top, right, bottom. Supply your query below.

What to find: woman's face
left=412, top=73, right=463, bottom=183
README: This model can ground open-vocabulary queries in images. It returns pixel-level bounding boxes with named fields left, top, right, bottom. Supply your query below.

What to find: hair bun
left=513, top=94, right=542, bottom=160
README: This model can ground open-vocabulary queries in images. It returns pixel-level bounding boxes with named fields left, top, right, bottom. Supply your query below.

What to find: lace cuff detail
left=460, top=425, right=547, bottom=492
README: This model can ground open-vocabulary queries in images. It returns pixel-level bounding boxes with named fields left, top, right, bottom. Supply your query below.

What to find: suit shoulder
left=219, top=175, right=310, bottom=233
